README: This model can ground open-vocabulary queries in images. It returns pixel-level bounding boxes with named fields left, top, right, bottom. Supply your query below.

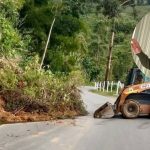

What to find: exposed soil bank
left=0, top=96, right=84, bottom=123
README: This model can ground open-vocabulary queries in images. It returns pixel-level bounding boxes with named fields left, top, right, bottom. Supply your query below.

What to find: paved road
left=0, top=86, right=150, bottom=150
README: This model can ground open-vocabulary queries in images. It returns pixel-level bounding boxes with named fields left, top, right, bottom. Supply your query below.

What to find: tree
left=102, top=0, right=135, bottom=81
left=20, top=0, right=88, bottom=73
left=0, top=0, right=26, bottom=57
left=112, top=16, right=136, bottom=80
left=137, top=0, right=144, bottom=5
left=39, top=1, right=62, bottom=70
left=102, top=0, right=120, bottom=81
left=147, top=0, right=150, bottom=4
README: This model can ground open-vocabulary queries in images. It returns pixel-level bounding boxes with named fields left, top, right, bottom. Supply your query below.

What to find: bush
left=0, top=56, right=87, bottom=119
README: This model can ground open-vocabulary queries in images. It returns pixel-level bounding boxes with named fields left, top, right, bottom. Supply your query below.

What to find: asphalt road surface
left=0, top=86, right=150, bottom=150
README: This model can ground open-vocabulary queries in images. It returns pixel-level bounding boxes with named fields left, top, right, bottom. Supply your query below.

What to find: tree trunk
left=39, top=17, right=56, bottom=70
left=105, top=31, right=115, bottom=81
left=132, top=5, right=137, bottom=19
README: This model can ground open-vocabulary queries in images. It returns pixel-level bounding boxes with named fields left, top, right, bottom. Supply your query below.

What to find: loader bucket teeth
left=94, top=102, right=115, bottom=119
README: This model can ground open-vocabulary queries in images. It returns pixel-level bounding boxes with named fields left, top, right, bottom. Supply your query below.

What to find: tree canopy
left=1, top=0, right=150, bottom=81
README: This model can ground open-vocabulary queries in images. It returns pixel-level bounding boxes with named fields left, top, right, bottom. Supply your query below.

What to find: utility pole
left=105, top=30, right=115, bottom=81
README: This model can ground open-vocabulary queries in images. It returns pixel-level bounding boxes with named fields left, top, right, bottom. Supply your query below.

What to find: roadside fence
left=94, top=81, right=124, bottom=95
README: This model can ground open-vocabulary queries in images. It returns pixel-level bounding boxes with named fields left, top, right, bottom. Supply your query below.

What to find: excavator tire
left=122, top=99, right=140, bottom=119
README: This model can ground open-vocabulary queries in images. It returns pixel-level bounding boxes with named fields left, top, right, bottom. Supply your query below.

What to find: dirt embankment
left=0, top=96, right=79, bottom=123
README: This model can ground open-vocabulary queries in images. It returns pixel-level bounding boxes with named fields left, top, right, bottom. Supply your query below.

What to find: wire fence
left=94, top=81, right=124, bottom=95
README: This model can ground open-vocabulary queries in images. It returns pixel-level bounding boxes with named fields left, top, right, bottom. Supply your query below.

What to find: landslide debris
left=0, top=58, right=87, bottom=123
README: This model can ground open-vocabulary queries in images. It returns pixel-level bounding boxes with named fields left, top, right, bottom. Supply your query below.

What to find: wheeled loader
left=94, top=68, right=150, bottom=119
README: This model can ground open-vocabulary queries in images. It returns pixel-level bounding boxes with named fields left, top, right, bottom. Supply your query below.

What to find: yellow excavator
left=94, top=68, right=150, bottom=118
left=94, top=13, right=150, bottom=119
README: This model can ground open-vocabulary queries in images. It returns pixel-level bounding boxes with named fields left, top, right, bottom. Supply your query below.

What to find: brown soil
left=0, top=96, right=78, bottom=123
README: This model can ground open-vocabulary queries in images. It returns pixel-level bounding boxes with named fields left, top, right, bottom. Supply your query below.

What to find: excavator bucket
left=94, top=102, right=115, bottom=119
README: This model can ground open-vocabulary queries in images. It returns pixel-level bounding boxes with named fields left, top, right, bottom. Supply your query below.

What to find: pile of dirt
left=0, top=96, right=78, bottom=123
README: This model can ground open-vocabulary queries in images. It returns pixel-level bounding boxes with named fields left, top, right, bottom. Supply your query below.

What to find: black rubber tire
left=122, top=99, right=140, bottom=119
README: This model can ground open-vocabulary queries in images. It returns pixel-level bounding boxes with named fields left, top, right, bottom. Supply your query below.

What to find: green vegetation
left=91, top=89, right=117, bottom=97
left=0, top=0, right=150, bottom=122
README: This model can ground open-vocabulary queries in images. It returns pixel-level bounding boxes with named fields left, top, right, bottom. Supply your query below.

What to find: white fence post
left=94, top=80, right=124, bottom=95
left=116, top=81, right=120, bottom=95
left=99, top=82, right=101, bottom=91
left=111, top=81, right=113, bottom=92
left=116, top=81, right=124, bottom=95
left=106, top=81, right=109, bottom=92
left=103, top=81, right=105, bottom=92
left=95, top=82, right=97, bottom=89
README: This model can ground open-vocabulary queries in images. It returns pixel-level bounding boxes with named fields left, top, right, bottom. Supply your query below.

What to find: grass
left=84, top=81, right=95, bottom=86
left=90, top=89, right=118, bottom=97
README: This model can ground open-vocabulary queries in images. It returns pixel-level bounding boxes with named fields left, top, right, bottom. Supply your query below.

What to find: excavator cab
left=125, top=68, right=144, bottom=86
